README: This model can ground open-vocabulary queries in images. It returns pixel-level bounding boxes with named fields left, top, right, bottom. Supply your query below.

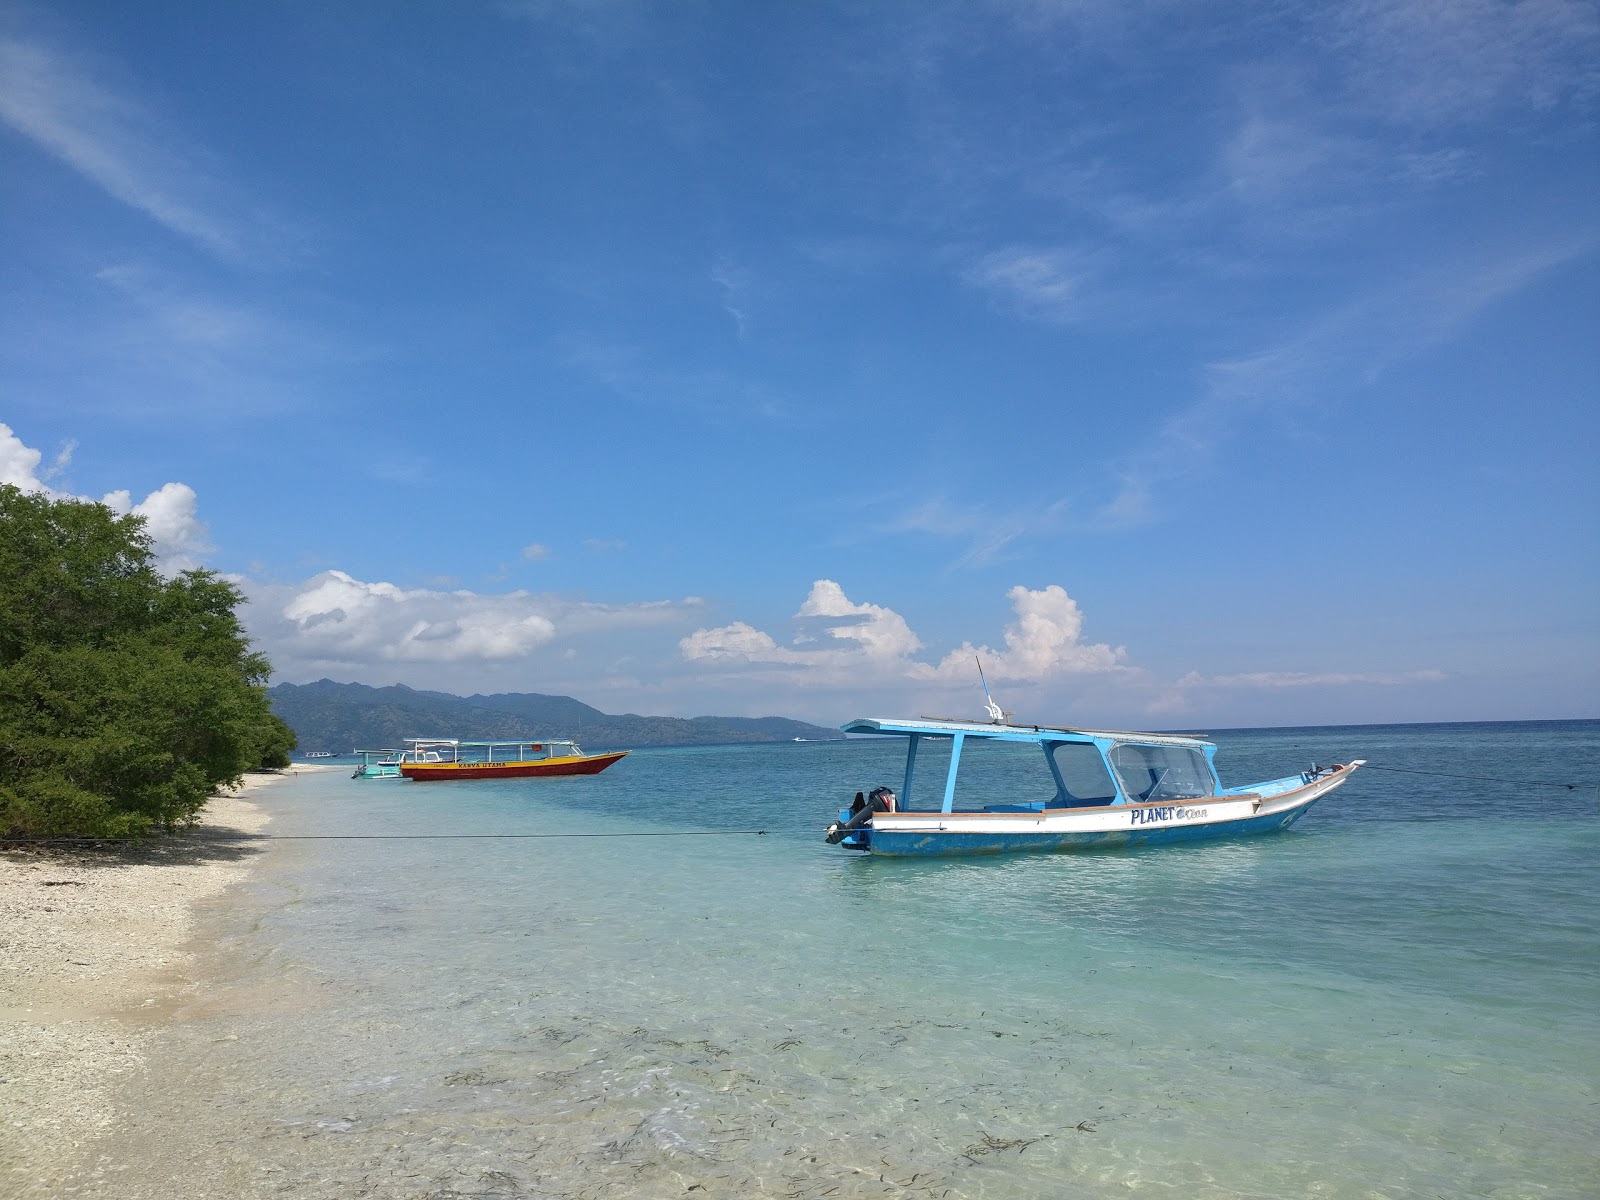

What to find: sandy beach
left=0, top=766, right=332, bottom=1200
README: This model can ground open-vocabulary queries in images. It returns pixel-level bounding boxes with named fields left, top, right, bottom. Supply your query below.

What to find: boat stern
left=824, top=807, right=872, bottom=850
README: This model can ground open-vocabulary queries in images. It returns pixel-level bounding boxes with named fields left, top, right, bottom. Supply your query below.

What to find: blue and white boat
left=825, top=716, right=1362, bottom=856
left=351, top=749, right=406, bottom=780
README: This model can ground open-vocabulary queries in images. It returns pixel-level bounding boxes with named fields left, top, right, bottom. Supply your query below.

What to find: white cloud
left=279, top=571, right=558, bottom=662
left=0, top=422, right=210, bottom=573
left=930, top=584, right=1124, bottom=680
left=681, top=579, right=1124, bottom=688
left=680, top=621, right=796, bottom=663
left=0, top=421, right=49, bottom=490
left=102, top=481, right=213, bottom=574
left=252, top=570, right=705, bottom=680
left=522, top=543, right=551, bottom=560
left=795, top=580, right=926, bottom=660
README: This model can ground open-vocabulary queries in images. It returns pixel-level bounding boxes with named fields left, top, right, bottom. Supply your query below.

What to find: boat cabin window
left=1048, top=742, right=1119, bottom=806
left=1109, top=743, right=1215, bottom=803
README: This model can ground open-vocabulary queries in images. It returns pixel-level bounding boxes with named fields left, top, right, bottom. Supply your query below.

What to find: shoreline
left=0, top=766, right=336, bottom=1200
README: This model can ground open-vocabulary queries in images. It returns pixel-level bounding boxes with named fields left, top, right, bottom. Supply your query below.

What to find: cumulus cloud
left=0, top=422, right=49, bottom=490
left=928, top=584, right=1124, bottom=680
left=252, top=569, right=705, bottom=680
left=279, top=571, right=558, bottom=662
left=101, top=481, right=213, bottom=573
left=522, top=543, right=551, bottom=560
left=681, top=579, right=1125, bottom=688
left=0, top=422, right=211, bottom=573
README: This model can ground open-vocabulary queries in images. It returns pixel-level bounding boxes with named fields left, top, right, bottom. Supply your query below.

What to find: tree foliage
left=0, top=485, right=295, bottom=836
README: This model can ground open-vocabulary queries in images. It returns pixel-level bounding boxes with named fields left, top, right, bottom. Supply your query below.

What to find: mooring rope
left=257, top=830, right=774, bottom=840
left=0, top=829, right=782, bottom=846
left=1360, top=763, right=1595, bottom=791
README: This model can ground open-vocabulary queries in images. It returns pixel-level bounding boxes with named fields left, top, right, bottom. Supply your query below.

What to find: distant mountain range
left=268, top=679, right=846, bottom=753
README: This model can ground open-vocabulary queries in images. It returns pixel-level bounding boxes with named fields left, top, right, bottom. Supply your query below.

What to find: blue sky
left=2, top=0, right=1596, bottom=728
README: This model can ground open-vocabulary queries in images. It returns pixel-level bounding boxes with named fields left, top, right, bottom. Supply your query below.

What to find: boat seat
left=983, top=801, right=1049, bottom=813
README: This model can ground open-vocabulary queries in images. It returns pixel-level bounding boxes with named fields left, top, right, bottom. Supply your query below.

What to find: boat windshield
left=1108, top=743, right=1215, bottom=802
left=1048, top=742, right=1119, bottom=806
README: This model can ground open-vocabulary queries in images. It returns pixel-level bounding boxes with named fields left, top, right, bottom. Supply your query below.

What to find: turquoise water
left=91, top=722, right=1599, bottom=1198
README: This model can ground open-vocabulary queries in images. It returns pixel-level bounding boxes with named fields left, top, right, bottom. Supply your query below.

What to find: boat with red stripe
left=397, top=738, right=628, bottom=781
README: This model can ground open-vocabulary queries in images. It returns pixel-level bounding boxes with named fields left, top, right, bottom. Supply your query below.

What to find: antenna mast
left=976, top=655, right=1007, bottom=723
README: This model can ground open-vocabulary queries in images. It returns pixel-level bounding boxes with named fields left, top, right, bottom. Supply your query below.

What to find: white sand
left=0, top=766, right=335, bottom=1199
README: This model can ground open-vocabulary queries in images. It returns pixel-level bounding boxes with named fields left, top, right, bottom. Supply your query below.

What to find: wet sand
left=0, top=767, right=331, bottom=1200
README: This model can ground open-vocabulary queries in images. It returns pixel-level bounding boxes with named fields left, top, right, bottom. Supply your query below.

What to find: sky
left=2, top=0, right=1596, bottom=730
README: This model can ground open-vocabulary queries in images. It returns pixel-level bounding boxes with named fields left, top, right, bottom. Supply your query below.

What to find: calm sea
left=73, top=721, right=1599, bottom=1199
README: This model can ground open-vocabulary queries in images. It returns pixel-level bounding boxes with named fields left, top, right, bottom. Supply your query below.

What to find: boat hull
left=855, top=764, right=1357, bottom=857
left=399, top=751, right=628, bottom=781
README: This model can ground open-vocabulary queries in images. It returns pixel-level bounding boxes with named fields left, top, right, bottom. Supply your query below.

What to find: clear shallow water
left=81, top=722, right=1600, bottom=1198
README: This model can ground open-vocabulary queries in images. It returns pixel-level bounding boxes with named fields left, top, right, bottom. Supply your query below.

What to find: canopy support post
left=941, top=733, right=965, bottom=814
left=903, top=734, right=920, bottom=810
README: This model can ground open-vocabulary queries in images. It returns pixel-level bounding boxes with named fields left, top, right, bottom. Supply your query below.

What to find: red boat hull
left=400, top=751, right=628, bottom=781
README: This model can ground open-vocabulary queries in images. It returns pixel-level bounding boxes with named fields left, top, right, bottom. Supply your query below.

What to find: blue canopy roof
left=839, top=716, right=1213, bottom=748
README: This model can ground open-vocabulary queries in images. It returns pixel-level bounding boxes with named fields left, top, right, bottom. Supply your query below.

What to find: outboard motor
left=825, top=785, right=897, bottom=846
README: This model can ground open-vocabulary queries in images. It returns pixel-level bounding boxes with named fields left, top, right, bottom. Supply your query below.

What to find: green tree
left=0, top=485, right=295, bottom=837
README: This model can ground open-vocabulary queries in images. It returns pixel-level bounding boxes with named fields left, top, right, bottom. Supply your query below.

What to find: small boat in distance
left=398, top=738, right=627, bottom=781
left=303, top=751, right=334, bottom=758
left=825, top=715, right=1362, bottom=857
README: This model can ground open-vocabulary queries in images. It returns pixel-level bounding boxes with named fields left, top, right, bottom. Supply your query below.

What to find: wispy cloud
left=4, top=262, right=365, bottom=419
left=710, top=257, right=751, bottom=339
left=1179, top=668, right=1449, bottom=689
left=870, top=495, right=1074, bottom=569
left=1095, top=233, right=1599, bottom=524
left=0, top=36, right=295, bottom=265
left=563, top=338, right=793, bottom=423
left=1142, top=664, right=1451, bottom=715
left=1321, top=0, right=1600, bottom=128
left=962, top=245, right=1108, bottom=324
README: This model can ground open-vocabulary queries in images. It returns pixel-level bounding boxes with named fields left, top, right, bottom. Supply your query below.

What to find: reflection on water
left=68, top=722, right=1600, bottom=1198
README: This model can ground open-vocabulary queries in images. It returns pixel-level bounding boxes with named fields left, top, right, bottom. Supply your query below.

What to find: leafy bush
left=0, top=485, right=295, bottom=836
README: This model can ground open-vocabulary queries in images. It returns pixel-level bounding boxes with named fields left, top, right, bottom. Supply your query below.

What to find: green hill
left=268, top=679, right=844, bottom=752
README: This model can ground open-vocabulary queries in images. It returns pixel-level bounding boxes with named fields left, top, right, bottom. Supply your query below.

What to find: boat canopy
left=840, top=716, right=1213, bottom=749
left=839, top=716, right=1220, bottom=815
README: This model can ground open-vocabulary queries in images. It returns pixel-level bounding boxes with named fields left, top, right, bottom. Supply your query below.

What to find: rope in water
left=0, top=829, right=779, bottom=845
left=1357, top=764, right=1594, bottom=791
left=259, top=830, right=774, bottom=840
